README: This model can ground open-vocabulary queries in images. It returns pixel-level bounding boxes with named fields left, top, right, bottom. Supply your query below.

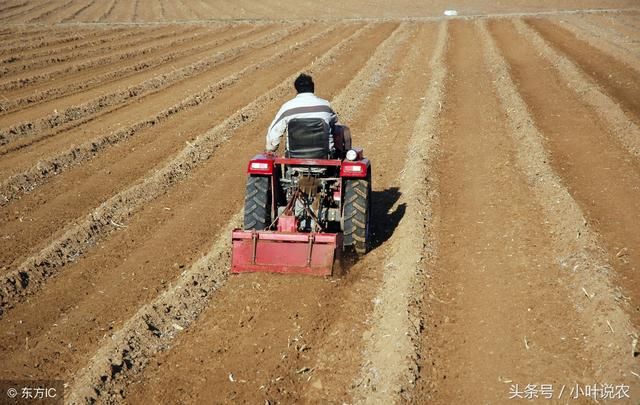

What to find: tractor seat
left=286, top=118, right=331, bottom=159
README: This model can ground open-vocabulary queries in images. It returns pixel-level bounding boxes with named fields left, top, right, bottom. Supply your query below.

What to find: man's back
left=265, top=74, right=338, bottom=152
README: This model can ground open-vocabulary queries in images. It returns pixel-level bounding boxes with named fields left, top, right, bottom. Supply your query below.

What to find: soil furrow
left=0, top=25, right=119, bottom=57
left=412, top=19, right=595, bottom=404
left=0, top=30, right=77, bottom=54
left=0, top=27, right=69, bottom=44
left=0, top=22, right=351, bottom=315
left=619, top=14, right=640, bottom=31
left=191, top=0, right=216, bottom=19
left=119, top=21, right=414, bottom=404
left=554, top=15, right=640, bottom=72
left=0, top=22, right=385, bottom=402
left=67, top=0, right=108, bottom=22
left=158, top=0, right=166, bottom=20
left=0, top=24, right=307, bottom=206
left=132, top=0, right=139, bottom=22
left=174, top=0, right=198, bottom=20
left=0, top=25, right=199, bottom=90
left=2, top=10, right=639, bottom=404
left=56, top=21, right=404, bottom=404
left=158, top=0, right=183, bottom=22
left=0, top=25, right=251, bottom=115
left=8, top=0, right=69, bottom=23
left=0, top=0, right=51, bottom=21
left=0, top=1, right=28, bottom=15
left=0, top=26, right=133, bottom=61
left=557, top=16, right=640, bottom=71
left=513, top=19, right=640, bottom=159
left=61, top=0, right=98, bottom=23
left=0, top=25, right=170, bottom=76
left=284, top=22, right=440, bottom=404
left=526, top=18, right=640, bottom=128
left=486, top=17, right=639, bottom=390
left=580, top=14, right=640, bottom=53
left=344, top=20, right=443, bottom=404
left=98, top=0, right=117, bottom=22
left=0, top=25, right=261, bottom=135
left=132, top=0, right=161, bottom=22
left=106, top=0, right=136, bottom=23
left=26, top=0, right=78, bottom=23
left=0, top=23, right=338, bottom=291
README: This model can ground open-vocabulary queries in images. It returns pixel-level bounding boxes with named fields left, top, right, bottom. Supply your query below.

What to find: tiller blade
left=231, top=230, right=342, bottom=276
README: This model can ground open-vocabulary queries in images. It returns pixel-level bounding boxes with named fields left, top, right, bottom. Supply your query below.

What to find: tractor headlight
left=345, top=149, right=358, bottom=161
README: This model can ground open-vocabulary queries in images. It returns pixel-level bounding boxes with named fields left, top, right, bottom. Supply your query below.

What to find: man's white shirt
left=266, top=92, right=338, bottom=152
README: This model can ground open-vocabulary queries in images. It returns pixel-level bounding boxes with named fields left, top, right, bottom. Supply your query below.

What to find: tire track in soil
left=526, top=18, right=640, bottom=128
left=13, top=0, right=72, bottom=23
left=60, top=0, right=98, bottom=23
left=98, top=0, right=117, bottom=22
left=158, top=0, right=166, bottom=20
left=26, top=0, right=80, bottom=23
left=410, top=20, right=597, bottom=404
left=0, top=1, right=28, bottom=16
left=33, top=22, right=389, bottom=403
left=0, top=25, right=250, bottom=115
left=133, top=0, right=162, bottom=22
left=0, top=0, right=52, bottom=22
left=0, top=24, right=263, bottom=140
left=0, top=25, right=197, bottom=91
left=0, top=25, right=300, bottom=276
left=132, top=0, right=140, bottom=22
left=66, top=0, right=107, bottom=22
left=512, top=20, right=640, bottom=159
left=159, top=0, right=184, bottom=21
left=0, top=24, right=172, bottom=77
left=0, top=23, right=333, bottom=285
left=107, top=0, right=136, bottom=23
left=0, top=24, right=305, bottom=201
left=65, top=21, right=403, bottom=404
left=486, top=17, right=639, bottom=390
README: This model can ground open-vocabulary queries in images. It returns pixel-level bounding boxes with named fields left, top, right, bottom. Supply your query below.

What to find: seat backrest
left=286, top=118, right=330, bottom=159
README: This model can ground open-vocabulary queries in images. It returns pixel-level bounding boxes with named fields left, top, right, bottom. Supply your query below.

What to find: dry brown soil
left=1, top=1, right=639, bottom=404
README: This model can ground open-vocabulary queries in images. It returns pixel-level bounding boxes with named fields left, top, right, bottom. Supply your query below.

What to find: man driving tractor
left=230, top=73, right=370, bottom=276
left=265, top=73, right=350, bottom=157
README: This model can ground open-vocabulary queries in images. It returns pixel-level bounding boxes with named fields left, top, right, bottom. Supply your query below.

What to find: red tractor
left=231, top=119, right=371, bottom=276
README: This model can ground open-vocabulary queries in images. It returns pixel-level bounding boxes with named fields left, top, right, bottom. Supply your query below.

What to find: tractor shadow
left=370, top=187, right=405, bottom=251
left=335, top=187, right=405, bottom=276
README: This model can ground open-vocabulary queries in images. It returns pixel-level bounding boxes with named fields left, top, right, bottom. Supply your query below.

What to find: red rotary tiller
left=231, top=123, right=371, bottom=276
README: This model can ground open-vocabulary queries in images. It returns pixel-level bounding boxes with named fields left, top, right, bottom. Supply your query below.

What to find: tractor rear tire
left=343, top=176, right=370, bottom=255
left=244, top=175, right=271, bottom=230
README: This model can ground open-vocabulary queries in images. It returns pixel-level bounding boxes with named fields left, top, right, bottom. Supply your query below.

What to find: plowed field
left=1, top=2, right=640, bottom=404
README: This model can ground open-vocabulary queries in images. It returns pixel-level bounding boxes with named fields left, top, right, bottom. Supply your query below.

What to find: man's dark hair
left=294, top=73, right=314, bottom=93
